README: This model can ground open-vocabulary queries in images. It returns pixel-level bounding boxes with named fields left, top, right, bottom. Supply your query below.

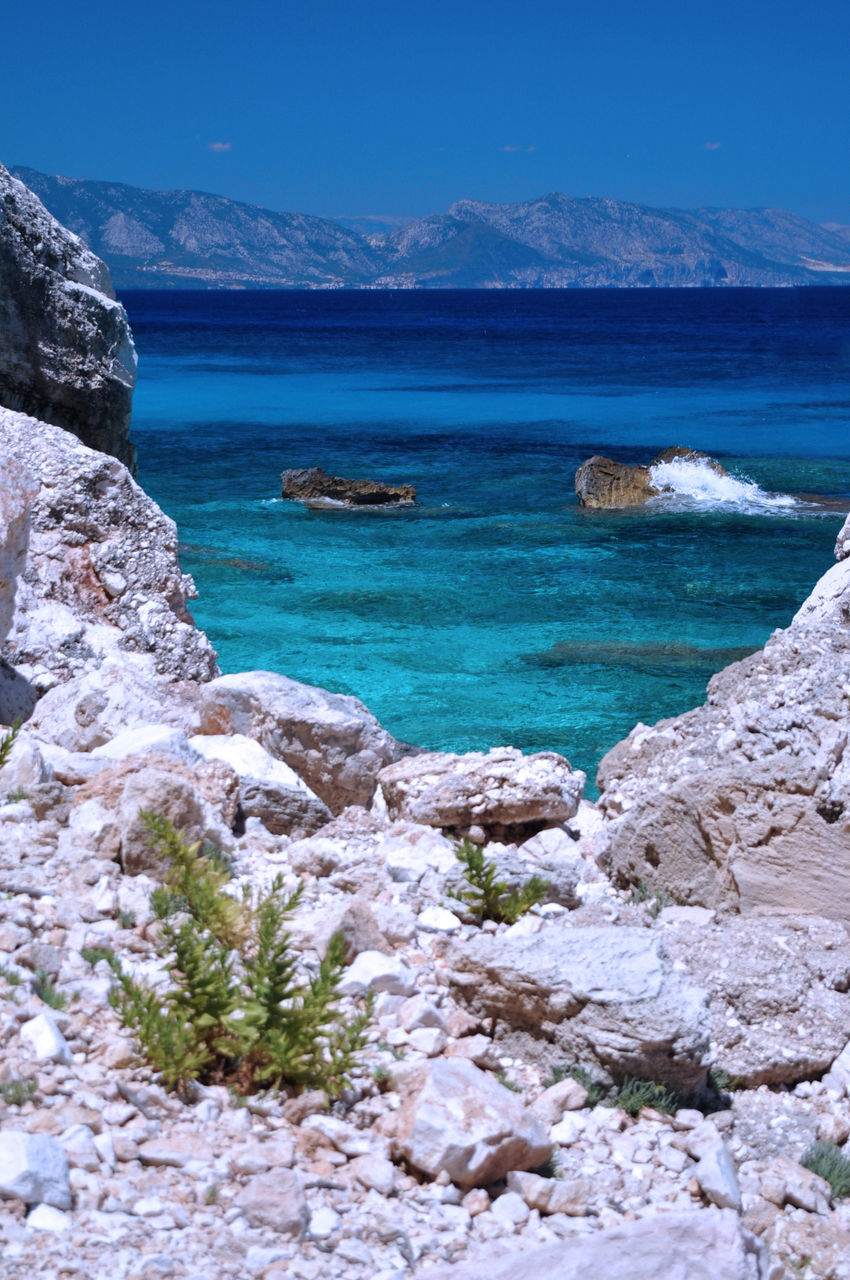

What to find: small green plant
left=0, top=721, right=20, bottom=771
left=203, top=1184, right=219, bottom=1205
left=615, top=1076, right=678, bottom=1118
left=82, top=946, right=117, bottom=968
left=496, top=1069, right=522, bottom=1093
left=102, top=813, right=370, bottom=1097
left=542, top=1063, right=606, bottom=1106
left=0, top=1077, right=37, bottom=1106
left=33, top=969, right=67, bottom=1011
left=801, top=1142, right=850, bottom=1199
left=375, top=1040, right=405, bottom=1061
left=450, top=839, right=548, bottom=925
left=531, top=1153, right=562, bottom=1179
left=0, top=964, right=21, bottom=987
left=629, top=878, right=671, bottom=919
left=3, top=787, right=27, bottom=805
left=118, top=910, right=136, bottom=930
left=708, top=1067, right=741, bottom=1094
left=372, top=1064, right=391, bottom=1085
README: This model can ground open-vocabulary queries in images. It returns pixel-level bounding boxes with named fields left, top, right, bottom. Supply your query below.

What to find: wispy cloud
left=207, top=141, right=232, bottom=153
left=703, top=141, right=722, bottom=151
left=501, top=145, right=536, bottom=154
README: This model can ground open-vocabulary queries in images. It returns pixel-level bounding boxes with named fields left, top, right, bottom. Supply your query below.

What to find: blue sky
left=3, top=0, right=848, bottom=223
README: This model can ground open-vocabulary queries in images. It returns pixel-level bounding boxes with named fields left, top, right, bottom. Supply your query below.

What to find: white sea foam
left=647, top=457, right=800, bottom=513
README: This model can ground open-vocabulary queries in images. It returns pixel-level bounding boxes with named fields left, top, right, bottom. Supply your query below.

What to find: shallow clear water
left=123, top=288, right=850, bottom=787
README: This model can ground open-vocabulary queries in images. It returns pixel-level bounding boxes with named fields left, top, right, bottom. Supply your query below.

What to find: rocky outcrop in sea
left=2, top=166, right=850, bottom=1279
left=280, top=467, right=416, bottom=508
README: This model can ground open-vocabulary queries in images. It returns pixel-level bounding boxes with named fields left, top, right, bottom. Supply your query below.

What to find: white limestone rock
left=392, top=1057, right=552, bottom=1187
left=596, top=516, right=850, bottom=922
left=190, top=732, right=332, bottom=834
left=338, top=950, right=416, bottom=997
left=419, top=1208, right=779, bottom=1279
left=0, top=1131, right=71, bottom=1208
left=694, top=1141, right=742, bottom=1211
left=198, top=669, right=410, bottom=813
left=1, top=410, right=218, bottom=684
left=20, top=1012, right=72, bottom=1065
left=445, top=924, right=710, bottom=1095
left=378, top=746, right=585, bottom=836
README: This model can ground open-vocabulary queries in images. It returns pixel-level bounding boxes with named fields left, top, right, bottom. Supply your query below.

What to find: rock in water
left=0, top=163, right=136, bottom=469
left=596, top=513, right=850, bottom=921
left=574, top=455, right=657, bottom=508
left=574, top=447, right=726, bottom=508
left=280, top=466, right=416, bottom=507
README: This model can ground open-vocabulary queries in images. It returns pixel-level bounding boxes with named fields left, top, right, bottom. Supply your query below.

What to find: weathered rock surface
left=420, top=1209, right=779, bottom=1280
left=0, top=1131, right=71, bottom=1208
left=280, top=466, right=415, bottom=507
left=189, top=732, right=332, bottom=835
left=575, top=454, right=657, bottom=508
left=1, top=409, right=218, bottom=686
left=378, top=747, right=585, bottom=837
left=391, top=1058, right=551, bottom=1186
left=575, top=447, right=726, bottom=508
left=0, top=163, right=136, bottom=468
left=199, top=670, right=410, bottom=813
left=0, top=451, right=39, bottom=720
left=661, top=915, right=850, bottom=1086
left=596, top=530, right=850, bottom=920
left=444, top=925, right=710, bottom=1095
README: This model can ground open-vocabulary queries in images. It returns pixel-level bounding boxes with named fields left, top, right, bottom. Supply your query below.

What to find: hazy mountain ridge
left=12, top=167, right=850, bottom=288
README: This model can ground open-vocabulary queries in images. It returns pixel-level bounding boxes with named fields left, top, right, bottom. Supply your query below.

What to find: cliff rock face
left=0, top=408, right=218, bottom=687
left=0, top=163, right=136, bottom=468
left=595, top=525, right=850, bottom=920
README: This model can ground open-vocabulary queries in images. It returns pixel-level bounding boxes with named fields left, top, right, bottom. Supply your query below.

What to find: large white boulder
left=198, top=670, right=410, bottom=813
left=445, top=924, right=710, bottom=1096
left=190, top=732, right=332, bottom=834
left=419, top=1208, right=779, bottom=1280
left=378, top=746, right=585, bottom=836
left=596, top=517, right=850, bottom=921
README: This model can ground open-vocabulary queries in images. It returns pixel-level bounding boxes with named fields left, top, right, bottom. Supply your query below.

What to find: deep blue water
left=122, top=288, right=850, bottom=788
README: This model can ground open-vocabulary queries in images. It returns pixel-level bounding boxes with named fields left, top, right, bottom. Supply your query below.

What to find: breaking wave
left=647, top=456, right=802, bottom=513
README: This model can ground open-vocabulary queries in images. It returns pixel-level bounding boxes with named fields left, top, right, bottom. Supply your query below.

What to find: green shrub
left=0, top=1077, right=36, bottom=1106
left=0, top=721, right=20, bottom=771
left=629, top=878, right=671, bottom=919
left=100, top=813, right=370, bottom=1097
left=801, top=1142, right=850, bottom=1199
left=450, top=838, right=547, bottom=925
left=33, top=969, right=67, bottom=1011
left=615, top=1076, right=678, bottom=1118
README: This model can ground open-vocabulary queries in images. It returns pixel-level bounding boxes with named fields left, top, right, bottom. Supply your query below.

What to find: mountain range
left=12, top=165, right=850, bottom=290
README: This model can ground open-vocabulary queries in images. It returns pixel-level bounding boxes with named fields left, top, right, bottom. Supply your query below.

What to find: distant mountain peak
left=10, top=166, right=850, bottom=290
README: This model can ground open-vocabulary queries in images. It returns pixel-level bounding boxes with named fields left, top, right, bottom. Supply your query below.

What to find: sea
left=121, top=287, right=850, bottom=792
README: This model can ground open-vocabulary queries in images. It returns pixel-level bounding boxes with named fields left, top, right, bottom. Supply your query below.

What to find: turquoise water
left=123, top=289, right=850, bottom=786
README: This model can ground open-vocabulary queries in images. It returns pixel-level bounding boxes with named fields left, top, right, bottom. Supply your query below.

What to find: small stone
left=693, top=1141, right=742, bottom=1211
left=348, top=1154, right=396, bottom=1197
left=309, top=1206, right=340, bottom=1238
left=408, top=1027, right=447, bottom=1056
left=531, top=1078, right=589, bottom=1126
left=417, top=906, right=462, bottom=933
left=234, top=1168, right=309, bottom=1234
left=338, top=950, right=417, bottom=997
left=20, top=1013, right=72, bottom=1065
left=491, top=1190, right=529, bottom=1229
left=26, top=1203, right=72, bottom=1231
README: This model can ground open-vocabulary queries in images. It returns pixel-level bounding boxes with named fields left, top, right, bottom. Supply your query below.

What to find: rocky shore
left=2, top=164, right=850, bottom=1280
